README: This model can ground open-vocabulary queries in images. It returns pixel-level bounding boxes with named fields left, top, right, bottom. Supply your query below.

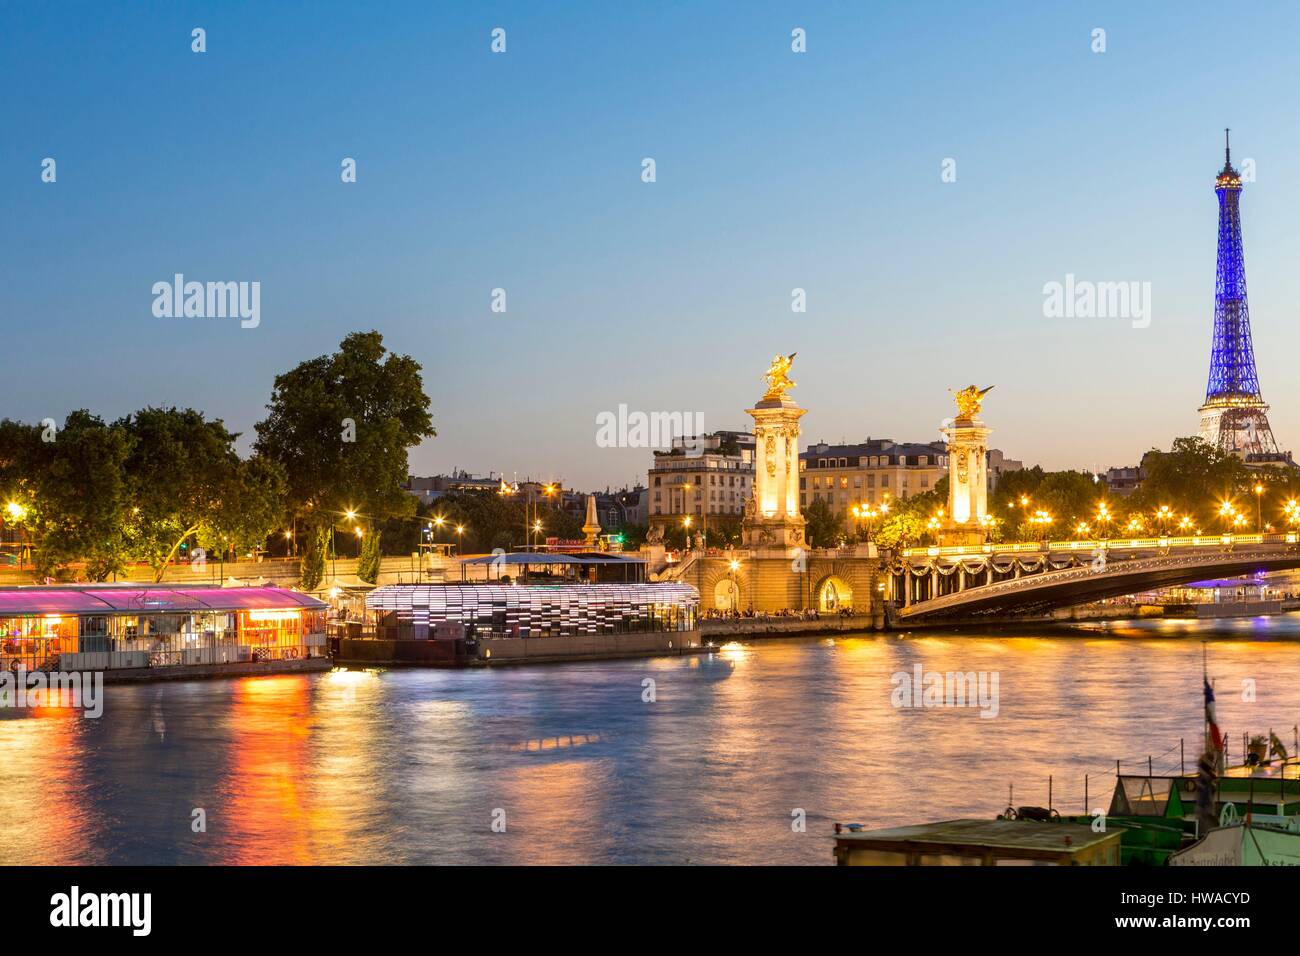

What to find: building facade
left=800, top=439, right=1022, bottom=532
left=648, top=430, right=755, bottom=531
left=800, top=439, right=948, bottom=514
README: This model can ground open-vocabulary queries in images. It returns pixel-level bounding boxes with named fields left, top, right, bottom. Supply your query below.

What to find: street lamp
left=5, top=502, right=26, bottom=570
left=1154, top=505, right=1172, bottom=535
left=1218, top=501, right=1237, bottom=533
left=1255, top=483, right=1265, bottom=532
left=727, top=558, right=740, bottom=614
left=1095, top=501, right=1113, bottom=540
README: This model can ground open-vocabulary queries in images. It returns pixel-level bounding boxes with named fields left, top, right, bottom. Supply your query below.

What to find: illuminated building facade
left=0, top=585, right=328, bottom=672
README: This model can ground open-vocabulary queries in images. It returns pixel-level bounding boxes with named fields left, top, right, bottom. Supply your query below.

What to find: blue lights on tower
left=1204, top=129, right=1263, bottom=403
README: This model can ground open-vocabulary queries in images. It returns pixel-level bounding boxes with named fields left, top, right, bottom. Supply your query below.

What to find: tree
left=299, top=525, right=329, bottom=591
left=2, top=412, right=134, bottom=581
left=356, top=528, right=381, bottom=583
left=873, top=486, right=944, bottom=549
left=120, top=407, right=284, bottom=581
left=423, top=489, right=583, bottom=554
left=705, top=514, right=742, bottom=547
left=1128, top=437, right=1254, bottom=529
left=801, top=498, right=844, bottom=548
left=875, top=510, right=926, bottom=550
left=254, top=331, right=435, bottom=539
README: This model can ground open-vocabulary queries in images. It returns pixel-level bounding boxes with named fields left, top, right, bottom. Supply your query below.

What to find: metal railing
left=901, top=531, right=1296, bottom=559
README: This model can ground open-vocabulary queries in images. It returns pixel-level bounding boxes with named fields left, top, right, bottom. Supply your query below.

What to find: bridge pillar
left=903, top=567, right=912, bottom=607
left=958, top=566, right=966, bottom=592
left=929, top=566, right=938, bottom=601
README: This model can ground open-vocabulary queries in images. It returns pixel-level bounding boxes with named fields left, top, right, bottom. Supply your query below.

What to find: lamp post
left=1095, top=501, right=1113, bottom=541
left=1255, top=483, right=1265, bottom=532
left=5, top=502, right=27, bottom=571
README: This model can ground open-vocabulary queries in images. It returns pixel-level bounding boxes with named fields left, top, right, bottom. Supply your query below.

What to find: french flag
left=1204, top=678, right=1225, bottom=752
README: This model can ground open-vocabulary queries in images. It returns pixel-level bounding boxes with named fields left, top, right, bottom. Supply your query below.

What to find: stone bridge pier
left=669, top=548, right=884, bottom=626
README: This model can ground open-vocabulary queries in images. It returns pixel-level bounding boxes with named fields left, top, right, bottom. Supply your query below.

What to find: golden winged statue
left=762, top=353, right=797, bottom=400
left=952, top=384, right=994, bottom=420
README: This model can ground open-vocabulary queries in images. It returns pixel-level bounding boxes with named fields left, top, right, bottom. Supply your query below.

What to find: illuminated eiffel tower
left=1197, top=130, right=1290, bottom=466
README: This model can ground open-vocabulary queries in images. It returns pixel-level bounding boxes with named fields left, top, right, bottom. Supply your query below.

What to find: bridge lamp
left=728, top=559, right=741, bottom=572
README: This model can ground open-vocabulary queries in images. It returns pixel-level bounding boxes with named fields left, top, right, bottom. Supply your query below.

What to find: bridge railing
left=900, top=531, right=1298, bottom=560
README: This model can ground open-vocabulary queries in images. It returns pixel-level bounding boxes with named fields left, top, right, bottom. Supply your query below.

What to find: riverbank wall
left=96, top=656, right=332, bottom=684
left=335, top=630, right=710, bottom=667
left=702, top=614, right=881, bottom=638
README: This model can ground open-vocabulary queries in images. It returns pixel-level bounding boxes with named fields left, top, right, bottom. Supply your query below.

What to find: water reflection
left=3, top=619, right=1300, bottom=864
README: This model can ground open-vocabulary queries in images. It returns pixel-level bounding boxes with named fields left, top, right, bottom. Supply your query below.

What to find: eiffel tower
left=1197, top=130, right=1291, bottom=466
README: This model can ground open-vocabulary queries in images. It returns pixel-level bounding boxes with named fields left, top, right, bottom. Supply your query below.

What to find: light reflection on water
left=2, top=618, right=1300, bottom=865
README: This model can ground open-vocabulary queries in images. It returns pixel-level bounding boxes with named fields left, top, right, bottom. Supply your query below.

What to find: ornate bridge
left=889, top=532, right=1300, bottom=622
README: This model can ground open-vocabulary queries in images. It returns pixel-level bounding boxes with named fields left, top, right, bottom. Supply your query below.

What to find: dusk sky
left=7, top=1, right=1300, bottom=490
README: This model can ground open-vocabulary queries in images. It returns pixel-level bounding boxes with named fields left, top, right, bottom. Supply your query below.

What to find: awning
left=0, top=585, right=327, bottom=617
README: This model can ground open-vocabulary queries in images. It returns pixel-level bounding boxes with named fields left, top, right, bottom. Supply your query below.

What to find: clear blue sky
left=6, top=1, right=1300, bottom=490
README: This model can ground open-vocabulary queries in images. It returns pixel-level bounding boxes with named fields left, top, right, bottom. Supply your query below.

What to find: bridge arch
left=712, top=577, right=742, bottom=611
left=896, top=538, right=1300, bottom=623
left=814, top=574, right=853, bottom=612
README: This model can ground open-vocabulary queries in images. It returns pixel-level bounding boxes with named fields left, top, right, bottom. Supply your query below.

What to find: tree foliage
left=356, top=528, right=382, bottom=583
left=254, top=331, right=435, bottom=535
left=299, top=525, right=329, bottom=591
left=120, top=408, right=285, bottom=581
left=0, top=412, right=134, bottom=581
left=422, top=490, right=584, bottom=554
left=801, top=498, right=844, bottom=548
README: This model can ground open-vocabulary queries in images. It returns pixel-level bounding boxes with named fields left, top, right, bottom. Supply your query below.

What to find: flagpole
left=1203, top=642, right=1209, bottom=754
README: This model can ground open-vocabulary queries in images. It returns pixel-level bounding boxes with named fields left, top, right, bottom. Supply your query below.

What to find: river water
left=3, top=618, right=1300, bottom=865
